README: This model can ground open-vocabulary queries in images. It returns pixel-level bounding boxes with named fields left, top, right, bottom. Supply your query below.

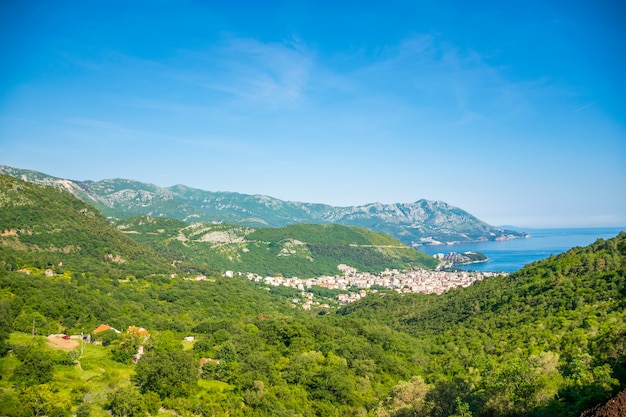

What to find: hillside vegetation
left=339, top=233, right=626, bottom=415
left=0, top=172, right=624, bottom=417
left=0, top=175, right=171, bottom=277
left=114, top=217, right=439, bottom=277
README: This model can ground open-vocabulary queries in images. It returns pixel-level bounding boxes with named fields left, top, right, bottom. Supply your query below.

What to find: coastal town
left=226, top=262, right=506, bottom=310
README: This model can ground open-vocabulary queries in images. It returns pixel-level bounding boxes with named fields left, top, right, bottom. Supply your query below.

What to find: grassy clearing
left=8, top=331, right=44, bottom=345
left=3, top=332, right=135, bottom=416
left=198, top=379, right=234, bottom=392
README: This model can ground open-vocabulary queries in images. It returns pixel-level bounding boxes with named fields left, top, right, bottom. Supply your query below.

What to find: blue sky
left=1, top=0, right=624, bottom=228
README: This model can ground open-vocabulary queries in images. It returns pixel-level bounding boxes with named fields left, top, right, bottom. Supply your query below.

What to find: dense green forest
left=338, top=234, right=626, bottom=415
left=0, top=174, right=625, bottom=416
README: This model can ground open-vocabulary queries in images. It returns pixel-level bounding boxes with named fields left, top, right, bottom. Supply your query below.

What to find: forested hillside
left=0, top=175, right=172, bottom=277
left=0, top=172, right=624, bottom=416
left=0, top=234, right=623, bottom=416
left=114, top=216, right=439, bottom=277
left=339, top=233, right=626, bottom=416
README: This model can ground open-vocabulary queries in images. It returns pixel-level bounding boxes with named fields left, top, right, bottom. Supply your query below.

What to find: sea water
left=417, top=227, right=625, bottom=273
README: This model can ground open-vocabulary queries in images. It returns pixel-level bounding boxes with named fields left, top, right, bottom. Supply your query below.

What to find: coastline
left=415, top=233, right=531, bottom=248
left=452, top=258, right=489, bottom=266
left=418, top=227, right=625, bottom=273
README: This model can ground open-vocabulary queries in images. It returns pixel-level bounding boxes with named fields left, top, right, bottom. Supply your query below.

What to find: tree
left=151, top=330, right=182, bottom=353
left=13, top=345, right=55, bottom=387
left=142, top=391, right=161, bottom=415
left=479, top=359, right=541, bottom=416
left=12, top=311, right=60, bottom=336
left=107, top=386, right=145, bottom=417
left=205, top=340, right=240, bottom=382
left=134, top=350, right=198, bottom=398
left=192, top=335, right=215, bottom=358
left=20, top=384, right=55, bottom=417
left=217, top=340, right=238, bottom=363
left=98, top=329, right=119, bottom=347
left=425, top=377, right=472, bottom=417
left=76, top=402, right=91, bottom=417
left=110, top=330, right=145, bottom=364
left=19, top=383, right=71, bottom=417
left=0, top=298, right=11, bottom=356
left=449, top=397, right=473, bottom=417
left=376, top=375, right=431, bottom=417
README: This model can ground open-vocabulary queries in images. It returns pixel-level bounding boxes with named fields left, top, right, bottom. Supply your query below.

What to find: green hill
left=0, top=174, right=171, bottom=277
left=338, top=232, right=626, bottom=416
left=114, top=216, right=440, bottom=277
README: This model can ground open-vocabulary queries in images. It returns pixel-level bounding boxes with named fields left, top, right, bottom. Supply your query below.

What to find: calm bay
left=418, top=227, right=626, bottom=273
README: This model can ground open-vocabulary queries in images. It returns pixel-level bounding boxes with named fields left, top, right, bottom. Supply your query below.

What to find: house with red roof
left=92, top=324, right=120, bottom=334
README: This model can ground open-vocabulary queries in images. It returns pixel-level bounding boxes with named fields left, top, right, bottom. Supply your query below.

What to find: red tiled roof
left=93, top=324, right=113, bottom=334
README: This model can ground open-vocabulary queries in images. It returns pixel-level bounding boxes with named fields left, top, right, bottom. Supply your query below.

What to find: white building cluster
left=232, top=265, right=505, bottom=308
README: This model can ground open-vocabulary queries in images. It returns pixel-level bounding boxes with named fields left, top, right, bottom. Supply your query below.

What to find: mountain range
left=0, top=174, right=437, bottom=278
left=0, top=167, right=624, bottom=417
left=0, top=165, right=527, bottom=245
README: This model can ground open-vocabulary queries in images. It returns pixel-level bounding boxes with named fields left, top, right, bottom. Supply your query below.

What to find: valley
left=0, top=170, right=624, bottom=417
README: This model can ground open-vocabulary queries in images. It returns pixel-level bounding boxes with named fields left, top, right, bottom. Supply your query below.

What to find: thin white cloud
left=347, top=33, right=539, bottom=122
left=574, top=102, right=596, bottom=112
left=452, top=111, right=487, bottom=126
left=66, top=116, right=263, bottom=156
left=170, top=36, right=314, bottom=108
left=59, top=31, right=548, bottom=130
left=117, top=96, right=219, bottom=115
left=57, top=51, right=103, bottom=72
left=66, top=117, right=125, bottom=130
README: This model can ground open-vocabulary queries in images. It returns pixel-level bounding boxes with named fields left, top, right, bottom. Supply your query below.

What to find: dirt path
left=47, top=334, right=79, bottom=350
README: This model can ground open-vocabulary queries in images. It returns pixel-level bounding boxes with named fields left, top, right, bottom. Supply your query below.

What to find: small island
left=435, top=251, right=489, bottom=267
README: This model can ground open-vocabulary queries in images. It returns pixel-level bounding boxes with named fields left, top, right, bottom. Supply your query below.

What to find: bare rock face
left=580, top=389, right=626, bottom=417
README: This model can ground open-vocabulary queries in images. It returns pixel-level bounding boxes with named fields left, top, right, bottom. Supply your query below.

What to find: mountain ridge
left=0, top=164, right=528, bottom=245
left=0, top=174, right=439, bottom=277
